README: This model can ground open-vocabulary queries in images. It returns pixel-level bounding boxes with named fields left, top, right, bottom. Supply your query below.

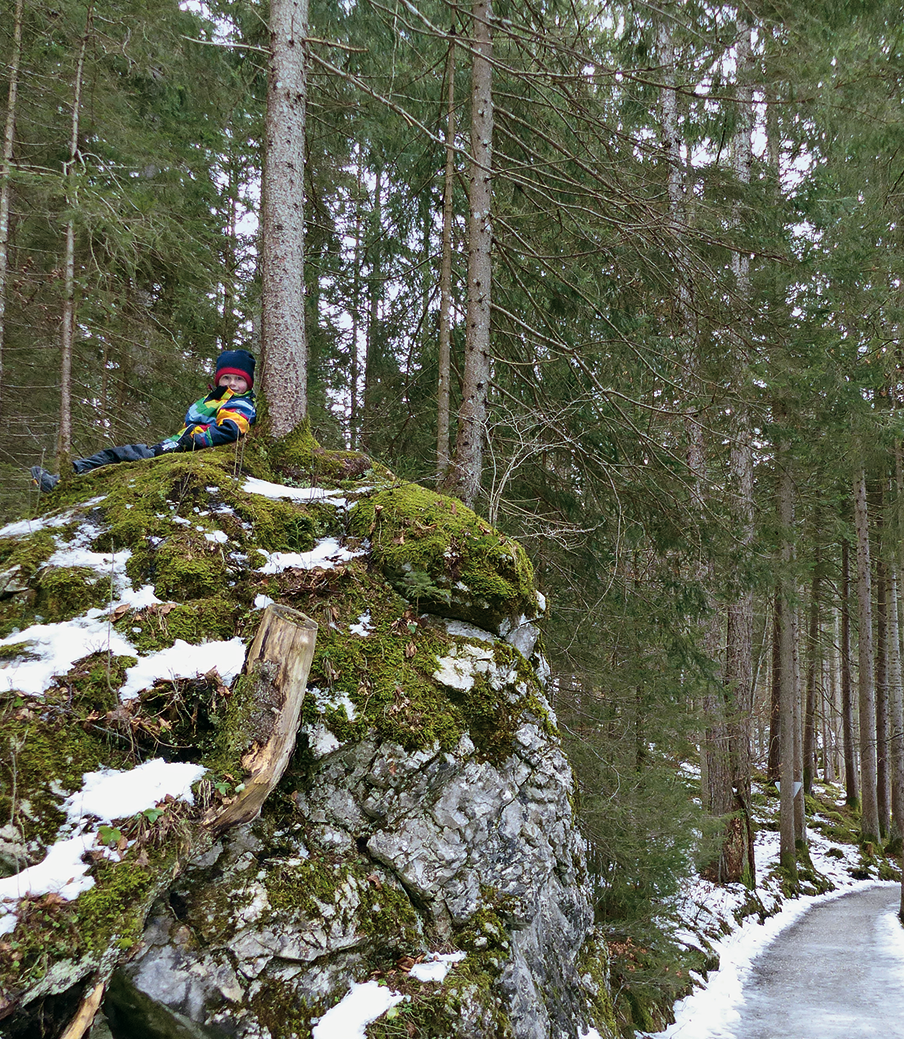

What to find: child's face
left=217, top=373, right=249, bottom=394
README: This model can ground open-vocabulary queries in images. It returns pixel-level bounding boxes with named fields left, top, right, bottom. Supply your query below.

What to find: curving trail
left=732, top=883, right=904, bottom=1039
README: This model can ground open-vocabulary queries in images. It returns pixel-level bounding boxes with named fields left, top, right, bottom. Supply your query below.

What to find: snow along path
left=651, top=881, right=904, bottom=1039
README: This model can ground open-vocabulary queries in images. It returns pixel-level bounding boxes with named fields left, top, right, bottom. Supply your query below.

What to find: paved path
left=733, top=883, right=904, bottom=1039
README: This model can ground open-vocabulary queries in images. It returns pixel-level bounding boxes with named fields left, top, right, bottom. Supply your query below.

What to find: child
left=31, top=349, right=257, bottom=492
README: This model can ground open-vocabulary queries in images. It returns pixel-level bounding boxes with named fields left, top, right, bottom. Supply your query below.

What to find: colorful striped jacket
left=159, top=386, right=256, bottom=451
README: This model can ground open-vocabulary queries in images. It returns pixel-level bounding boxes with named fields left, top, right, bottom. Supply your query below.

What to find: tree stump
left=205, top=604, right=317, bottom=835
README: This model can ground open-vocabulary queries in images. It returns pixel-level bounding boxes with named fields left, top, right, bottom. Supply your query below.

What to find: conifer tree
left=261, top=0, right=309, bottom=436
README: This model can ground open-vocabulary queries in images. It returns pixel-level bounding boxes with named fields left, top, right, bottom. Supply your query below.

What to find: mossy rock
left=58, top=652, right=138, bottom=713
left=349, top=483, right=539, bottom=633
left=120, top=596, right=241, bottom=654
left=34, top=566, right=109, bottom=623
left=0, top=528, right=58, bottom=576
left=0, top=699, right=134, bottom=848
left=295, top=570, right=547, bottom=760
left=149, top=530, right=230, bottom=602
left=259, top=419, right=390, bottom=486
left=236, top=495, right=317, bottom=552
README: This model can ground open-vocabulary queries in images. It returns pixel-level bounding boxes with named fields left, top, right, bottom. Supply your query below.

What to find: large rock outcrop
left=0, top=437, right=614, bottom=1039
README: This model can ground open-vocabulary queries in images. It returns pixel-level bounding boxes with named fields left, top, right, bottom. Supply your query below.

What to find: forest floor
left=610, top=771, right=904, bottom=1038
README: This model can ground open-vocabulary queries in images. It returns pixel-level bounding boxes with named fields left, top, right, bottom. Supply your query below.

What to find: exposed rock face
left=0, top=441, right=613, bottom=1039
left=116, top=634, right=604, bottom=1038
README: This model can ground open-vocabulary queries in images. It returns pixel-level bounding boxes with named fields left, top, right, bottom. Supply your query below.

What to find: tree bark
left=887, top=562, right=904, bottom=849
left=876, top=543, right=891, bottom=836
left=443, top=0, right=493, bottom=508
left=778, top=445, right=798, bottom=881
left=841, top=537, right=859, bottom=806
left=350, top=155, right=363, bottom=448
left=803, top=555, right=821, bottom=796
left=721, top=17, right=756, bottom=884
left=57, top=5, right=93, bottom=466
left=0, top=0, right=24, bottom=422
left=205, top=604, right=317, bottom=835
left=261, top=0, right=309, bottom=436
left=436, top=32, right=457, bottom=481
left=791, top=562, right=806, bottom=843
left=768, top=590, right=782, bottom=782
left=854, top=464, right=880, bottom=844
left=362, top=166, right=382, bottom=452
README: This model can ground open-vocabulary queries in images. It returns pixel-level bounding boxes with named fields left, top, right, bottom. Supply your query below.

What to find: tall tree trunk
left=0, top=0, right=24, bottom=421
left=261, top=0, right=309, bottom=437
left=893, top=447, right=904, bottom=850
left=778, top=442, right=798, bottom=882
left=768, top=590, right=781, bottom=782
left=362, top=166, right=382, bottom=452
left=221, top=157, right=239, bottom=350
left=436, top=32, right=457, bottom=481
left=443, top=0, right=493, bottom=508
left=349, top=155, right=363, bottom=448
left=876, top=541, right=891, bottom=836
left=841, top=538, right=859, bottom=806
left=854, top=464, right=881, bottom=844
left=57, top=5, right=93, bottom=466
left=887, top=562, right=904, bottom=850
left=721, top=18, right=756, bottom=885
left=659, top=11, right=733, bottom=871
left=824, top=606, right=840, bottom=783
left=791, top=578, right=806, bottom=843
left=803, top=553, right=821, bottom=796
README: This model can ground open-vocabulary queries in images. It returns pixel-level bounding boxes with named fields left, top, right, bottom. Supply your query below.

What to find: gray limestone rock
left=118, top=635, right=608, bottom=1039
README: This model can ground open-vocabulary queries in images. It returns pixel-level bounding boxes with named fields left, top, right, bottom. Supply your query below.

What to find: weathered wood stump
left=204, top=604, right=318, bottom=835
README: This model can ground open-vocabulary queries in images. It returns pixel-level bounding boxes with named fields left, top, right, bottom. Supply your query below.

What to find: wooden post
left=205, top=604, right=317, bottom=835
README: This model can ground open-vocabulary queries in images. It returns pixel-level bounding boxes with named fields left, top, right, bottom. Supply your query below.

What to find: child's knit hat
left=215, top=349, right=256, bottom=389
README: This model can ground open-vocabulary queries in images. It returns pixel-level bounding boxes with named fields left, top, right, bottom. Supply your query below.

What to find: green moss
left=348, top=483, right=537, bottom=628
left=208, top=664, right=265, bottom=776
left=0, top=706, right=132, bottom=846
left=72, top=856, right=156, bottom=953
left=237, top=495, right=316, bottom=552
left=357, top=873, right=423, bottom=949
left=0, top=846, right=169, bottom=999
left=60, top=652, right=138, bottom=713
left=0, top=528, right=61, bottom=634
left=878, top=858, right=901, bottom=881
left=0, top=641, right=40, bottom=661
left=265, top=857, right=344, bottom=916
left=0, top=527, right=57, bottom=574
left=35, top=566, right=110, bottom=623
left=577, top=935, right=618, bottom=1039
left=249, top=976, right=317, bottom=1039
left=151, top=529, right=229, bottom=601
left=365, top=901, right=516, bottom=1039
left=297, top=579, right=550, bottom=761
left=121, top=596, right=240, bottom=654
left=260, top=419, right=389, bottom=487
left=262, top=420, right=318, bottom=476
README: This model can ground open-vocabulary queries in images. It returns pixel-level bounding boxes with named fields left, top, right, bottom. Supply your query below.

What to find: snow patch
left=256, top=538, right=363, bottom=573
left=243, top=477, right=348, bottom=509
left=120, top=637, right=246, bottom=700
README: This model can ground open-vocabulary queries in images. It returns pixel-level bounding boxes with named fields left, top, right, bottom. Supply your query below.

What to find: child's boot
left=30, top=466, right=59, bottom=493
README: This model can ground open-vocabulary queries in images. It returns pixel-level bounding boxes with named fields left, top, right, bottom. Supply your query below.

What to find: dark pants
left=73, top=443, right=156, bottom=474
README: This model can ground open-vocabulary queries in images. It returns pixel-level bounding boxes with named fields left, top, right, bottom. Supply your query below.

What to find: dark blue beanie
left=215, top=349, right=256, bottom=389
